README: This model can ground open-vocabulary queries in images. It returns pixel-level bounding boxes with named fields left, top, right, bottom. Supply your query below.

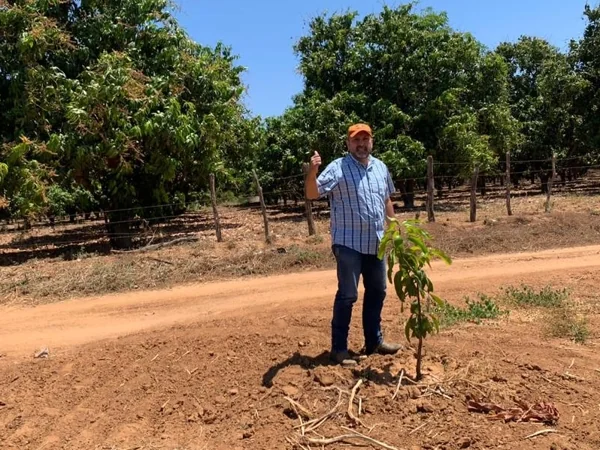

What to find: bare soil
left=1, top=246, right=599, bottom=450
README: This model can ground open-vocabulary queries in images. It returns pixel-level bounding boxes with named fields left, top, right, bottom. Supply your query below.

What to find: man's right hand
left=305, top=151, right=321, bottom=200
left=309, top=151, right=321, bottom=173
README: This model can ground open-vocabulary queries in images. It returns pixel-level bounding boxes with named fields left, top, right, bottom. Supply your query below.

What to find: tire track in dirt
left=2, top=245, right=600, bottom=359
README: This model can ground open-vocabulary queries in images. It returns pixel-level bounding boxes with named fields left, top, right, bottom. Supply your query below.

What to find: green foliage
left=46, top=184, right=97, bottom=218
left=0, top=138, right=52, bottom=220
left=569, top=5, right=600, bottom=162
left=3, top=0, right=600, bottom=238
left=496, top=36, right=588, bottom=185
left=0, top=0, right=257, bottom=246
left=502, top=284, right=569, bottom=308
left=498, top=284, right=588, bottom=343
left=434, top=294, right=508, bottom=326
left=378, top=218, right=452, bottom=380
left=433, top=286, right=588, bottom=344
left=289, top=4, right=518, bottom=192
left=261, top=3, right=599, bottom=200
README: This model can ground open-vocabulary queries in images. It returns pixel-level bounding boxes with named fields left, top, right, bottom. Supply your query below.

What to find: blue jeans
left=331, top=244, right=386, bottom=353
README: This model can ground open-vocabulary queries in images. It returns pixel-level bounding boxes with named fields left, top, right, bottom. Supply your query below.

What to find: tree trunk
left=416, top=337, right=423, bottom=381
left=470, top=167, right=479, bottom=222
left=478, top=175, right=486, bottom=196
left=105, top=212, right=134, bottom=249
left=398, top=180, right=415, bottom=209
left=540, top=172, right=550, bottom=194
left=426, top=156, right=435, bottom=222
left=435, top=179, right=443, bottom=198
left=511, top=175, right=519, bottom=189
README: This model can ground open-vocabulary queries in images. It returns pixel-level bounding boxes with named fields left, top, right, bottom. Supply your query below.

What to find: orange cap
left=348, top=123, right=372, bottom=138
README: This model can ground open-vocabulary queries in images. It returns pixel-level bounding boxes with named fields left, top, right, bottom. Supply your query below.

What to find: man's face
left=347, top=132, right=373, bottom=161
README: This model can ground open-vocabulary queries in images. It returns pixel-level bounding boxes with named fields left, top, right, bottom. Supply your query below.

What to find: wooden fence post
left=302, top=163, right=317, bottom=236
left=252, top=169, right=272, bottom=244
left=426, top=155, right=435, bottom=222
left=545, top=154, right=556, bottom=213
left=505, top=152, right=512, bottom=216
left=470, top=166, right=479, bottom=223
left=209, top=173, right=223, bottom=242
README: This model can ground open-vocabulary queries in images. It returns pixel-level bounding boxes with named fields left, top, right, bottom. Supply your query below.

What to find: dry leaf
left=467, top=397, right=559, bottom=425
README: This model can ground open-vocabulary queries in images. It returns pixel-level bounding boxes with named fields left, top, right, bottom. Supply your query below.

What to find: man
left=305, top=123, right=402, bottom=367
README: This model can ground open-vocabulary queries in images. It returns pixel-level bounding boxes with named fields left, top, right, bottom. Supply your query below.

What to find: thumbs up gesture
left=309, top=151, right=321, bottom=172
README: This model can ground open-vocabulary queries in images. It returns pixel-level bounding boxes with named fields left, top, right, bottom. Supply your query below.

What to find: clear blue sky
left=173, top=0, right=590, bottom=119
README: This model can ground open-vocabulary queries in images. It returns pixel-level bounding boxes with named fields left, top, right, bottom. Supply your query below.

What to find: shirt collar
left=346, top=153, right=372, bottom=170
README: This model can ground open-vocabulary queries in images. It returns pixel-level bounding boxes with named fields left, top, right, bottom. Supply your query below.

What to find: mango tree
left=496, top=37, right=586, bottom=190
left=568, top=4, right=600, bottom=168
left=0, top=0, right=258, bottom=247
left=291, top=4, right=519, bottom=207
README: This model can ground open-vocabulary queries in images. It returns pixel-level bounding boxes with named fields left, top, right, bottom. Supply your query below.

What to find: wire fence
left=1, top=156, right=600, bottom=254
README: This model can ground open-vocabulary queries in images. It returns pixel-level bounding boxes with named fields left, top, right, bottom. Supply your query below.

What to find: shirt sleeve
left=316, top=160, right=341, bottom=198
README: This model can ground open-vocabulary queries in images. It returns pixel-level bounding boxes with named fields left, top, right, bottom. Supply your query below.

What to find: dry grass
left=546, top=306, right=591, bottom=343
left=2, top=189, right=600, bottom=306
left=497, top=283, right=595, bottom=344
left=0, top=243, right=332, bottom=306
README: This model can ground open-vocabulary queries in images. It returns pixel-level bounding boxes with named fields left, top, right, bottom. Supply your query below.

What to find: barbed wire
left=3, top=174, right=597, bottom=231
left=3, top=180, right=597, bottom=232
left=433, top=156, right=591, bottom=166
left=273, top=173, right=305, bottom=182
left=394, top=164, right=600, bottom=183
left=1, top=161, right=599, bottom=232
left=3, top=181, right=599, bottom=251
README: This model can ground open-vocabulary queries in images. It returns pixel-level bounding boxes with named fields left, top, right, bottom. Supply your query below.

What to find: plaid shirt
left=317, top=154, right=396, bottom=255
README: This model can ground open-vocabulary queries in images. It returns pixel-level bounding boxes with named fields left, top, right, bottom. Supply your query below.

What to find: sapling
left=378, top=218, right=452, bottom=380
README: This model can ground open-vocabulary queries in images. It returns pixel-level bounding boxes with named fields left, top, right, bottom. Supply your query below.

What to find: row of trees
left=1, top=1, right=600, bottom=247
left=259, top=3, right=600, bottom=207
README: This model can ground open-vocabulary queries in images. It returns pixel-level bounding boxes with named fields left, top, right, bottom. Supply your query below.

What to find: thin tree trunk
left=415, top=290, right=424, bottom=381
left=426, top=156, right=435, bottom=222
left=416, top=338, right=423, bottom=381
left=540, top=172, right=550, bottom=194
left=505, top=152, right=512, bottom=216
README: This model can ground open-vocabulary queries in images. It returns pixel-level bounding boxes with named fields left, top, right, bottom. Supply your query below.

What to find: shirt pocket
left=370, top=176, right=386, bottom=201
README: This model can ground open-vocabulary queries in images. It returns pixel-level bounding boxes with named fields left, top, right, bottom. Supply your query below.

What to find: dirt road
left=3, top=244, right=600, bottom=358
left=2, top=245, right=600, bottom=450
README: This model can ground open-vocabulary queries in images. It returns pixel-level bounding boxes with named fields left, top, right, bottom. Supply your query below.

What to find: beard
left=353, top=147, right=370, bottom=159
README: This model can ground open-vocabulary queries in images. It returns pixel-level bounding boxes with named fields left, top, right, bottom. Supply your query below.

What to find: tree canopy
left=2, top=1, right=600, bottom=245
left=0, top=0, right=258, bottom=246
left=286, top=4, right=519, bottom=206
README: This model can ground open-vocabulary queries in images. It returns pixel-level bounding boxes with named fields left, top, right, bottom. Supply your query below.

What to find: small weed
left=546, top=306, right=590, bottom=344
left=502, top=284, right=568, bottom=308
left=434, top=294, right=508, bottom=327
left=306, top=234, right=324, bottom=245
left=501, top=284, right=589, bottom=343
left=289, top=246, right=326, bottom=265
left=69, top=246, right=98, bottom=261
